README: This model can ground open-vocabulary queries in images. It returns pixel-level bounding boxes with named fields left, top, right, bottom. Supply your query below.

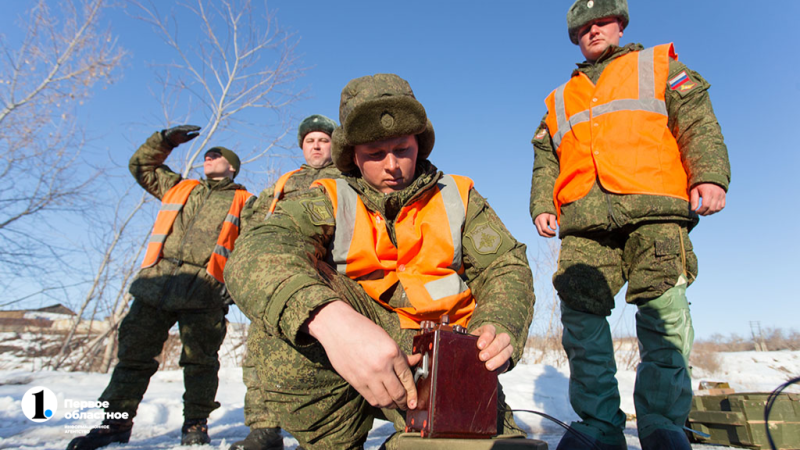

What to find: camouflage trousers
left=241, top=322, right=279, bottom=429
left=252, top=264, right=523, bottom=449
left=554, top=221, right=696, bottom=440
left=99, top=298, right=227, bottom=420
left=553, top=221, right=697, bottom=316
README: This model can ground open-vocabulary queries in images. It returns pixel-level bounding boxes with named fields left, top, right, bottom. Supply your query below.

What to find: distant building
left=0, top=304, right=109, bottom=333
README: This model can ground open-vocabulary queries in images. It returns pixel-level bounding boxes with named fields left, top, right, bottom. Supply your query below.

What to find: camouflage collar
left=204, top=177, right=244, bottom=191
left=300, top=161, right=334, bottom=170
left=573, top=43, right=644, bottom=75
left=347, top=160, right=440, bottom=221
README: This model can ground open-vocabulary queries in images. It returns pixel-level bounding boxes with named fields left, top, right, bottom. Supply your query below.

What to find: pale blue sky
left=2, top=1, right=798, bottom=339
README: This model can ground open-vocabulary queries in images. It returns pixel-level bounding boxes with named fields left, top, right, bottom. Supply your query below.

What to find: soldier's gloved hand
left=162, top=125, right=201, bottom=147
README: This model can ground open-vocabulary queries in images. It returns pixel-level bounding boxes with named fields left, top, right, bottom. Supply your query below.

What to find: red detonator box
left=405, top=316, right=498, bottom=438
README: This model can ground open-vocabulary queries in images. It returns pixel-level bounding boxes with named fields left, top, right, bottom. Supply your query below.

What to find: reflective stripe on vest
left=265, top=168, right=302, bottom=219
left=545, top=44, right=689, bottom=220
left=141, top=179, right=200, bottom=268
left=312, top=175, right=475, bottom=329
left=140, top=179, right=253, bottom=284
left=207, top=189, right=254, bottom=283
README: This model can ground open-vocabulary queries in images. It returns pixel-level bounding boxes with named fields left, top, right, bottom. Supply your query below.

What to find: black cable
left=764, top=376, right=800, bottom=450
left=502, top=408, right=603, bottom=450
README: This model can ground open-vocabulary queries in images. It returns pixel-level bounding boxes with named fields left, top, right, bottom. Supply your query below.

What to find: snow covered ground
left=1, top=347, right=798, bottom=450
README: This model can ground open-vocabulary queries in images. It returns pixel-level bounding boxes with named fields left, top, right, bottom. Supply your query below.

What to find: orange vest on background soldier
left=545, top=43, right=688, bottom=221
left=141, top=179, right=253, bottom=283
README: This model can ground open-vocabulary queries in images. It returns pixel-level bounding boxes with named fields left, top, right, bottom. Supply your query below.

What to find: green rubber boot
left=634, top=278, right=694, bottom=441
left=560, top=303, right=627, bottom=447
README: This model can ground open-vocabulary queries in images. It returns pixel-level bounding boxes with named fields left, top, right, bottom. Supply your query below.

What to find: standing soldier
left=68, top=125, right=255, bottom=450
left=224, top=74, right=535, bottom=449
left=529, top=1, right=730, bottom=449
left=230, top=114, right=340, bottom=450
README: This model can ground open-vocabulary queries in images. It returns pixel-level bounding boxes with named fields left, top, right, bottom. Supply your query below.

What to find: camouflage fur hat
left=332, top=73, right=435, bottom=174
left=297, top=114, right=337, bottom=148
left=567, top=0, right=629, bottom=45
left=205, top=146, right=241, bottom=179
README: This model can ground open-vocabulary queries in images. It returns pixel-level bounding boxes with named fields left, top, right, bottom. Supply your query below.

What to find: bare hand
left=304, top=301, right=422, bottom=410
left=534, top=213, right=557, bottom=238
left=471, top=323, right=513, bottom=372
left=690, top=183, right=726, bottom=216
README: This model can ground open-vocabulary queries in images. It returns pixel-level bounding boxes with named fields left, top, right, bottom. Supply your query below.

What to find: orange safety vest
left=312, top=175, right=475, bottom=329
left=545, top=43, right=689, bottom=221
left=266, top=168, right=302, bottom=217
left=141, top=179, right=253, bottom=284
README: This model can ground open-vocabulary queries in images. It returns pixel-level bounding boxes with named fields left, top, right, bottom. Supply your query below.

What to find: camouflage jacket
left=226, top=161, right=535, bottom=366
left=529, top=43, right=731, bottom=237
left=241, top=162, right=343, bottom=227
left=128, top=131, right=255, bottom=311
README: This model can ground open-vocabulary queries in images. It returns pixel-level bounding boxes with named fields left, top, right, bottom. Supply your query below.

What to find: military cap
left=567, top=0, right=629, bottom=45
left=331, top=73, right=435, bottom=174
left=205, top=146, right=241, bottom=179
left=297, top=114, right=337, bottom=148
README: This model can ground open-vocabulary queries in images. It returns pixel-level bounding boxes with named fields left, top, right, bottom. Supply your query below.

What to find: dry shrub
left=690, top=343, right=721, bottom=374
left=156, top=332, right=182, bottom=370
left=522, top=334, right=567, bottom=366
left=614, top=336, right=640, bottom=370
left=694, top=328, right=800, bottom=353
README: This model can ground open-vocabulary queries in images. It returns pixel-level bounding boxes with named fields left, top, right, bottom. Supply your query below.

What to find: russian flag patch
left=669, top=71, right=691, bottom=90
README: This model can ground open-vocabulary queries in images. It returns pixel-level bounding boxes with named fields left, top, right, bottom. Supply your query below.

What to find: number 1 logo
left=22, top=386, right=58, bottom=422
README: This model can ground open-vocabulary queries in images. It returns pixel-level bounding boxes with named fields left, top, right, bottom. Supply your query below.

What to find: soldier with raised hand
left=529, top=1, right=731, bottom=449
left=225, top=74, right=535, bottom=449
left=67, top=125, right=255, bottom=450
left=230, top=114, right=340, bottom=450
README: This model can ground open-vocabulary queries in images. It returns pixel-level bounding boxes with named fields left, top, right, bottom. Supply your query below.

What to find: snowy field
left=0, top=346, right=798, bottom=450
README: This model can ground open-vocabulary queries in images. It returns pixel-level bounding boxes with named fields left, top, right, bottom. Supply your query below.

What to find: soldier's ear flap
left=331, top=127, right=357, bottom=174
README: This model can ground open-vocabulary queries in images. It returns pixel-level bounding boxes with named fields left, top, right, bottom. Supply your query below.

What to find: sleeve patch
left=466, top=222, right=502, bottom=255
left=300, top=198, right=334, bottom=226
left=533, top=128, right=548, bottom=141
left=668, top=70, right=698, bottom=93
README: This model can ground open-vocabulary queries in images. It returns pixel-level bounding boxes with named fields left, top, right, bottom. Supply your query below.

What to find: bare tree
left=131, top=0, right=305, bottom=182
left=0, top=0, right=125, bottom=290
left=54, top=0, right=307, bottom=372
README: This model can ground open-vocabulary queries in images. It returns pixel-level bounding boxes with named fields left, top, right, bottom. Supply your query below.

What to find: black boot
left=229, top=427, right=284, bottom=450
left=639, top=428, right=692, bottom=450
left=181, top=418, right=211, bottom=445
left=556, top=428, right=627, bottom=450
left=66, top=418, right=133, bottom=450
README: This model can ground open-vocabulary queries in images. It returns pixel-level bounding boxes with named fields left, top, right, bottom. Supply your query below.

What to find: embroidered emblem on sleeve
left=301, top=198, right=334, bottom=226
left=466, top=222, right=502, bottom=255
left=669, top=70, right=697, bottom=92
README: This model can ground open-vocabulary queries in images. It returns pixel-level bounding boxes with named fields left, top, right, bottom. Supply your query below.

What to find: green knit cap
left=567, top=0, right=629, bottom=45
left=297, top=114, right=337, bottom=148
left=331, top=73, right=435, bottom=174
left=205, top=146, right=241, bottom=179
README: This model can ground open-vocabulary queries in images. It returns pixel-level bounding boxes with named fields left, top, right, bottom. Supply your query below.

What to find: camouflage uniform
left=529, top=43, right=730, bottom=444
left=226, top=159, right=535, bottom=449
left=99, top=131, right=255, bottom=420
left=240, top=162, right=343, bottom=431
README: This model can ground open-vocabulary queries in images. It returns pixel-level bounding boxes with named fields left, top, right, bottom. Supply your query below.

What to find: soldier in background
left=230, top=114, right=340, bottom=450
left=68, top=125, right=255, bottom=450
left=529, top=1, right=730, bottom=449
left=224, top=74, right=535, bottom=449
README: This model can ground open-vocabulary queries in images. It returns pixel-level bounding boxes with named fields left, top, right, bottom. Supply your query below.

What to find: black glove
left=162, top=124, right=201, bottom=147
